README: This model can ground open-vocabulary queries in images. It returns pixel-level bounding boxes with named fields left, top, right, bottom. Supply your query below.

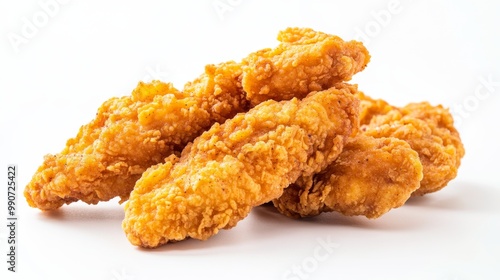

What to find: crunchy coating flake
left=273, top=135, right=423, bottom=219
left=355, top=91, right=393, bottom=125
left=122, top=84, right=359, bottom=248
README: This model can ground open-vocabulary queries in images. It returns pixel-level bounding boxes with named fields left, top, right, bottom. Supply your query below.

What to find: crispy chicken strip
left=273, top=135, right=423, bottom=219
left=24, top=62, right=247, bottom=211
left=122, top=84, right=359, bottom=248
left=242, top=27, right=370, bottom=106
left=364, top=102, right=465, bottom=195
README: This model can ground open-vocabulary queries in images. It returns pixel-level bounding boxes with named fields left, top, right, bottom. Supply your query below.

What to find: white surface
left=1, top=0, right=499, bottom=279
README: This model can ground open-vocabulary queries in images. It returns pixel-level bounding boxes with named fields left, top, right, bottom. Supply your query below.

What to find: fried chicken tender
left=364, top=102, right=465, bottom=195
left=24, top=62, right=248, bottom=211
left=122, top=84, right=360, bottom=248
left=242, top=27, right=370, bottom=106
left=273, top=135, right=423, bottom=219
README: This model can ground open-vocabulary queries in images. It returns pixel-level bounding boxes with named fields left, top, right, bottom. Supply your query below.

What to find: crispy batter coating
left=25, top=28, right=369, bottom=211
left=122, top=84, right=360, bottom=248
left=242, top=27, right=370, bottom=106
left=273, top=135, right=423, bottom=219
left=355, top=91, right=393, bottom=125
left=364, top=102, right=465, bottom=195
left=24, top=62, right=248, bottom=211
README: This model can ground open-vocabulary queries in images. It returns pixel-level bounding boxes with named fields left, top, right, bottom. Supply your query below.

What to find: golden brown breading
left=242, top=27, right=370, bottom=106
left=364, top=102, right=465, bottom=195
left=122, top=84, right=360, bottom=248
left=24, top=62, right=248, bottom=211
left=354, top=91, right=393, bottom=125
left=273, top=135, right=423, bottom=219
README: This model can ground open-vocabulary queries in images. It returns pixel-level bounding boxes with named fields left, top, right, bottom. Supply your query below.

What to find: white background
left=1, top=0, right=499, bottom=279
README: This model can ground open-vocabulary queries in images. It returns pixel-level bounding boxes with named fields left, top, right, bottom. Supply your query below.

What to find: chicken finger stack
left=25, top=27, right=464, bottom=248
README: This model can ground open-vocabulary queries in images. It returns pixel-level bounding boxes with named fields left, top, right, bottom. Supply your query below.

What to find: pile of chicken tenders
left=25, top=27, right=464, bottom=248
